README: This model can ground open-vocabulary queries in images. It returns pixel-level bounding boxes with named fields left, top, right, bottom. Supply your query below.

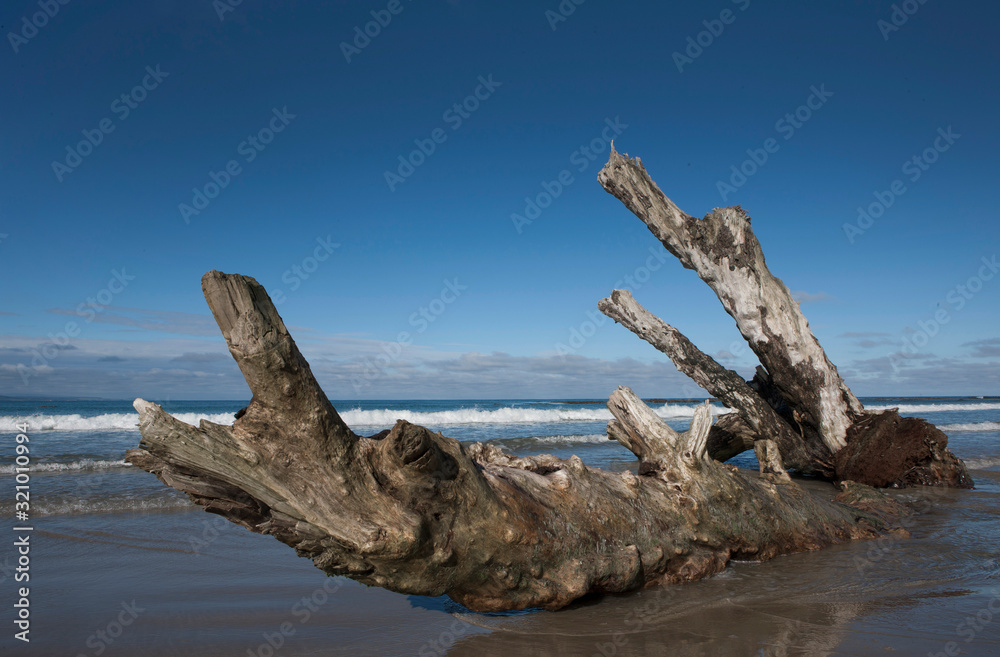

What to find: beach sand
left=16, top=469, right=1000, bottom=656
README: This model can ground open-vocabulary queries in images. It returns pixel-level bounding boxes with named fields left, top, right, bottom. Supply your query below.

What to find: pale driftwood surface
left=127, top=271, right=904, bottom=612
left=127, top=147, right=969, bottom=612
left=598, top=147, right=860, bottom=453
left=600, top=289, right=832, bottom=476
left=597, top=146, right=972, bottom=489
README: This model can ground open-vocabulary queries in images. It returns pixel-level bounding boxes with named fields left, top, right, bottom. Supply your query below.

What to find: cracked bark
left=597, top=146, right=971, bottom=489
left=127, top=271, right=908, bottom=611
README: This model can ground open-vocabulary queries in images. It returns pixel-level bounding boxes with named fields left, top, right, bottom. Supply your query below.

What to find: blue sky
left=2, top=0, right=998, bottom=400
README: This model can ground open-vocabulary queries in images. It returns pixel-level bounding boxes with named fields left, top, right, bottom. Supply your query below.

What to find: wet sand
left=12, top=468, right=1000, bottom=656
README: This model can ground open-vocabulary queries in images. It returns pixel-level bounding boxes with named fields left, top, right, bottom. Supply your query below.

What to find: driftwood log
left=126, top=148, right=971, bottom=611
left=129, top=271, right=905, bottom=611
left=597, top=146, right=971, bottom=488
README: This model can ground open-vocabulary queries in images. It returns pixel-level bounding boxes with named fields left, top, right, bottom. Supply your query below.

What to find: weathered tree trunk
left=597, top=146, right=971, bottom=488
left=599, top=289, right=832, bottom=477
left=128, top=271, right=907, bottom=612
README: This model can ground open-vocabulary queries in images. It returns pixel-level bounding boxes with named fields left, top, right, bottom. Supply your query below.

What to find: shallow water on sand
left=17, top=474, right=1000, bottom=656
left=2, top=397, right=999, bottom=655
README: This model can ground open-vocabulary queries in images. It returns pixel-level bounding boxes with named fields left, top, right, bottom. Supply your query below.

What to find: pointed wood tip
left=200, top=270, right=289, bottom=356
left=133, top=398, right=162, bottom=426
left=133, top=397, right=154, bottom=413
left=599, top=143, right=629, bottom=181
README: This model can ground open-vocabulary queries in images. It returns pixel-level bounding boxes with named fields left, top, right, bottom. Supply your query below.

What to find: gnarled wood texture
left=597, top=146, right=971, bottom=489
left=598, top=147, right=860, bottom=453
left=127, top=271, right=906, bottom=612
left=600, top=289, right=832, bottom=476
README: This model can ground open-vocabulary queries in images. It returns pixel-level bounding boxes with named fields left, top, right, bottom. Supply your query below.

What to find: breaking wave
left=938, top=422, right=1000, bottom=433
left=492, top=434, right=610, bottom=447
left=0, top=459, right=131, bottom=475
left=866, top=403, right=1000, bottom=414
left=337, top=404, right=725, bottom=426
left=0, top=405, right=725, bottom=432
left=3, top=401, right=995, bottom=433
left=28, top=496, right=193, bottom=517
left=964, top=456, right=1000, bottom=470
left=0, top=412, right=237, bottom=432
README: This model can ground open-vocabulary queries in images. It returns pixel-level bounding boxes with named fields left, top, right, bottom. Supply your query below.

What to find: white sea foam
left=3, top=401, right=994, bottom=432
left=938, top=422, right=1000, bottom=433
left=0, top=412, right=237, bottom=432
left=498, top=434, right=610, bottom=446
left=0, top=459, right=131, bottom=475
left=964, top=456, right=1000, bottom=470
left=30, top=496, right=192, bottom=517
left=337, top=404, right=724, bottom=426
left=0, top=404, right=723, bottom=431
left=866, top=403, right=1000, bottom=414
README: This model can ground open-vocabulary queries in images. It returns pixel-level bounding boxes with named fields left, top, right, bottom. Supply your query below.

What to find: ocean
left=2, top=397, right=999, bottom=656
